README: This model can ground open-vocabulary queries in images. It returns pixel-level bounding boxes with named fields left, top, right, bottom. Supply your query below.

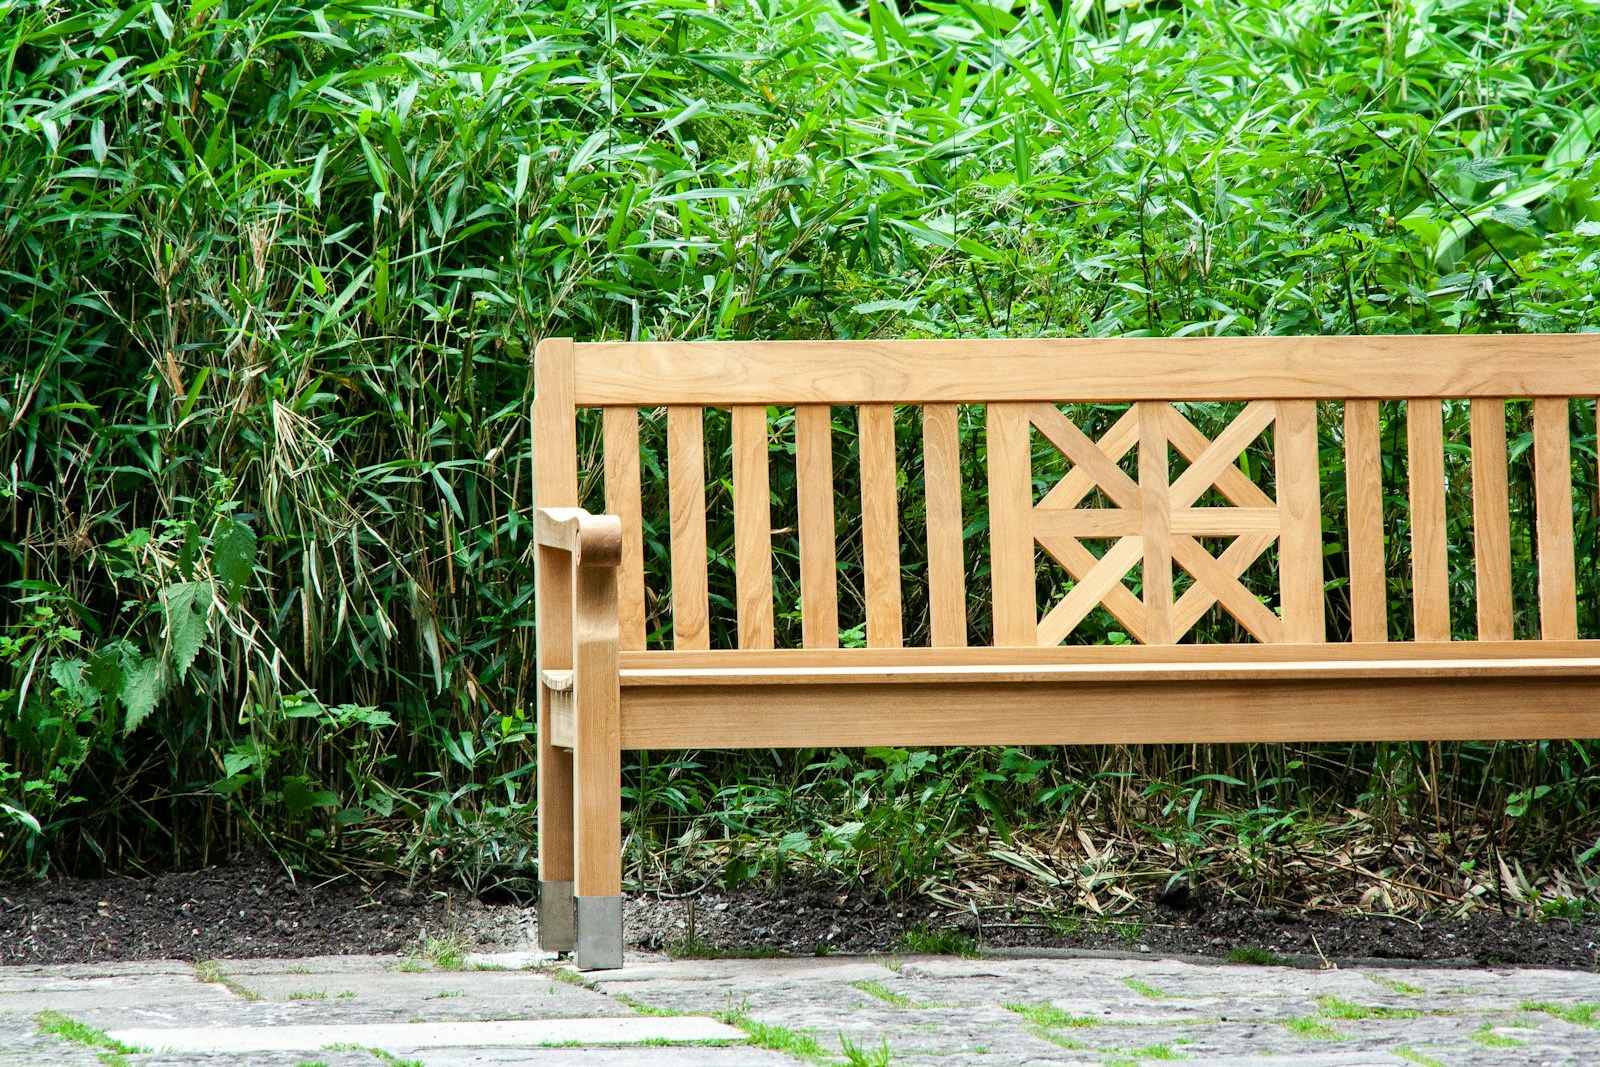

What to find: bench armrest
left=536, top=507, right=623, bottom=568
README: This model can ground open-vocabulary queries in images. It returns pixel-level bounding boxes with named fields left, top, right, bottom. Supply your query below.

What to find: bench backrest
left=533, top=336, right=1600, bottom=652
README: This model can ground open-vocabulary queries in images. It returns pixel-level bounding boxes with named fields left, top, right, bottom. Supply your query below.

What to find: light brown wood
left=859, top=403, right=903, bottom=648
left=732, top=405, right=774, bottom=650
left=1167, top=401, right=1277, bottom=507
left=987, top=403, right=1037, bottom=646
left=620, top=638, right=1600, bottom=671
left=1034, top=530, right=1148, bottom=643
left=1037, top=535, right=1144, bottom=646
left=667, top=406, right=709, bottom=650
left=1534, top=397, right=1578, bottom=640
left=1407, top=400, right=1450, bottom=642
left=795, top=404, right=839, bottom=648
left=618, top=677, right=1600, bottom=749
left=1275, top=400, right=1326, bottom=642
left=548, top=686, right=574, bottom=749
left=1344, top=400, right=1386, bottom=643
left=1138, top=402, right=1175, bottom=645
left=541, top=669, right=574, bottom=692
left=1035, top=508, right=1280, bottom=539
left=603, top=407, right=647, bottom=650
left=922, top=404, right=967, bottom=647
left=1166, top=406, right=1274, bottom=509
left=1170, top=534, right=1283, bottom=642
left=1470, top=399, right=1513, bottom=641
left=569, top=336, right=1600, bottom=404
left=1030, top=403, right=1142, bottom=509
left=1036, top=406, right=1139, bottom=512
left=533, top=338, right=577, bottom=888
left=1172, top=532, right=1277, bottom=637
left=572, top=562, right=621, bottom=896
left=535, top=507, right=622, bottom=567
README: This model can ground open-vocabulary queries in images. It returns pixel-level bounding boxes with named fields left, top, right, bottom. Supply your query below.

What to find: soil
left=4, top=859, right=1596, bottom=970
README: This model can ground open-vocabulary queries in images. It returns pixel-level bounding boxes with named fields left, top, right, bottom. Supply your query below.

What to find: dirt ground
left=3, top=857, right=1595, bottom=969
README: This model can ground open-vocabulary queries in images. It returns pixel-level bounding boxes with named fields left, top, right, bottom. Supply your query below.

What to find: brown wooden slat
left=1344, top=400, right=1386, bottom=643
left=1036, top=536, right=1144, bottom=646
left=732, top=405, right=774, bottom=650
left=1534, top=397, right=1578, bottom=640
left=1167, top=400, right=1277, bottom=508
left=603, top=407, right=647, bottom=650
left=667, top=406, right=709, bottom=650
left=859, top=404, right=904, bottom=648
left=1034, top=532, right=1148, bottom=644
left=922, top=404, right=967, bottom=647
left=1275, top=400, right=1326, bottom=643
left=570, top=336, right=1600, bottom=404
left=1470, top=399, right=1513, bottom=642
left=572, top=562, right=620, bottom=896
left=1138, top=402, right=1175, bottom=645
left=795, top=404, right=839, bottom=648
left=1407, top=400, right=1449, bottom=641
left=987, top=403, right=1037, bottom=646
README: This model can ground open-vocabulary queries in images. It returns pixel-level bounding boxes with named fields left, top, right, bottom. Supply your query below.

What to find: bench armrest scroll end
left=535, top=507, right=624, bottom=568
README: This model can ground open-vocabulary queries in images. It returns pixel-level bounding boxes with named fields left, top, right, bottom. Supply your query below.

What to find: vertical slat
left=1137, top=402, right=1175, bottom=645
left=795, top=404, right=839, bottom=648
left=667, top=406, right=709, bottom=650
left=571, top=562, right=620, bottom=898
left=1407, top=399, right=1450, bottom=642
left=532, top=338, right=576, bottom=907
left=1276, top=400, right=1326, bottom=643
left=1534, top=397, right=1578, bottom=640
left=987, top=403, right=1037, bottom=646
left=923, top=404, right=968, bottom=647
left=603, top=407, right=646, bottom=650
left=732, top=405, right=774, bottom=650
left=1470, top=399, right=1513, bottom=642
left=1344, top=400, right=1386, bottom=642
left=859, top=404, right=904, bottom=648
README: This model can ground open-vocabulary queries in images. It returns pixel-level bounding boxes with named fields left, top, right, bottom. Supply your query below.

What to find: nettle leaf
left=84, top=652, right=122, bottom=697
left=161, top=580, right=213, bottom=681
left=212, top=519, right=257, bottom=601
left=1453, top=157, right=1513, bottom=184
left=1490, top=204, right=1538, bottom=232
left=283, top=775, right=339, bottom=815
left=176, top=521, right=201, bottom=580
left=119, top=655, right=164, bottom=734
left=1574, top=220, right=1600, bottom=237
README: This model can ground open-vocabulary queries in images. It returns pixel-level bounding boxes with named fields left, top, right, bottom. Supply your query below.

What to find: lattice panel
left=1030, top=401, right=1286, bottom=645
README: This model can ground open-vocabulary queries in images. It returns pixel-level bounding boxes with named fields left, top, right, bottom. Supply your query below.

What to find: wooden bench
left=531, top=335, right=1600, bottom=969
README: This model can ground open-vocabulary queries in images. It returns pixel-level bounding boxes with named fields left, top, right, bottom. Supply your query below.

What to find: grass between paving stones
left=1371, top=977, right=1428, bottom=996
left=1522, top=1000, right=1600, bottom=1027
left=538, top=965, right=597, bottom=990
left=326, top=1047, right=425, bottom=1067
left=1120, top=978, right=1173, bottom=999
left=1281, top=1015, right=1343, bottom=1039
left=289, top=990, right=329, bottom=1000
left=1393, top=1049, right=1449, bottom=1067
left=34, top=1011, right=144, bottom=1064
left=1470, top=1024, right=1527, bottom=1047
left=850, top=980, right=917, bottom=1008
left=1004, top=1002, right=1101, bottom=1029
left=192, top=959, right=263, bottom=1001
left=716, top=1012, right=832, bottom=1064
left=1315, top=996, right=1423, bottom=1019
left=1101, top=1043, right=1189, bottom=1065
left=409, top=933, right=469, bottom=971
left=613, top=994, right=681, bottom=1017
left=1226, top=947, right=1290, bottom=966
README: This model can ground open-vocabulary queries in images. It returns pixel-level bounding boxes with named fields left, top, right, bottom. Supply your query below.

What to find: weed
left=288, top=990, right=328, bottom=1000
left=35, top=1013, right=141, bottom=1055
left=716, top=1012, right=829, bottom=1065
left=839, top=1033, right=894, bottom=1066
left=1120, top=978, right=1171, bottom=999
left=1522, top=1000, right=1600, bottom=1027
left=1393, top=1049, right=1448, bottom=1067
left=898, top=926, right=979, bottom=958
left=1470, top=1025, right=1526, bottom=1047
left=1371, top=977, right=1427, bottom=996
left=539, top=966, right=596, bottom=990
left=850, top=980, right=914, bottom=1008
left=1227, top=948, right=1287, bottom=966
left=432, top=991, right=464, bottom=999
left=613, top=994, right=681, bottom=1017
left=191, top=960, right=262, bottom=1002
left=412, top=934, right=469, bottom=971
left=1316, top=996, right=1420, bottom=1019
left=1004, top=1002, right=1100, bottom=1028
left=1281, top=1016, right=1342, bottom=1040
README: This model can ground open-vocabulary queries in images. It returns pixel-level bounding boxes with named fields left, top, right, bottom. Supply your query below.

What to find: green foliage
left=1, top=0, right=1598, bottom=907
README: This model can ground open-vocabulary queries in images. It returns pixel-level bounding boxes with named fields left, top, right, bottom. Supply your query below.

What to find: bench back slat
left=1343, top=400, right=1386, bottom=642
left=603, top=406, right=648, bottom=650
left=732, top=405, right=775, bottom=650
left=795, top=404, right=840, bottom=649
left=921, top=404, right=968, bottom=647
left=1275, top=400, right=1326, bottom=643
left=1534, top=397, right=1579, bottom=640
left=1471, top=400, right=1514, bottom=642
left=667, top=406, right=710, bottom=650
left=860, top=403, right=904, bottom=648
left=986, top=403, right=1038, bottom=646
left=1407, top=399, right=1451, bottom=642
left=1137, top=402, right=1176, bottom=645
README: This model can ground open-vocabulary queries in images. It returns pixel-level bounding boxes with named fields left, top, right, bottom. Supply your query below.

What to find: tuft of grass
left=614, top=994, right=681, bottom=1017
left=839, top=1033, right=895, bottom=1066
left=538, top=966, right=597, bottom=990
left=324, top=1046, right=425, bottom=1067
left=850, top=980, right=914, bottom=1008
left=412, top=934, right=470, bottom=971
left=1120, top=978, right=1171, bottom=999
left=1316, top=996, right=1421, bottom=1019
left=897, top=925, right=978, bottom=958
left=1281, top=1016, right=1342, bottom=1040
left=1393, top=1049, right=1448, bottom=1067
left=1102, top=1044, right=1187, bottom=1062
left=288, top=990, right=328, bottom=1001
left=192, top=960, right=261, bottom=1001
left=1004, top=1002, right=1100, bottom=1029
left=1470, top=1025, right=1526, bottom=1048
left=716, top=1012, right=829, bottom=1065
left=1371, top=977, right=1427, bottom=996
left=1227, top=947, right=1288, bottom=966
left=35, top=1013, right=142, bottom=1055
left=1522, top=1000, right=1600, bottom=1027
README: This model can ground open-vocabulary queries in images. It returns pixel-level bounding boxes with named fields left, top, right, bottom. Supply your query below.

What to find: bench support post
left=536, top=542, right=576, bottom=952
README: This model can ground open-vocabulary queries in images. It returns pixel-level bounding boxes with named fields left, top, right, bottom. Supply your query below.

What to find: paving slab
left=109, top=1016, right=745, bottom=1052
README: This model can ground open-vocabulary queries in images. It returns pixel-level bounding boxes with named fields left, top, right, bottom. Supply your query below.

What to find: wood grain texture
left=1030, top=403, right=1142, bottom=508
left=732, top=405, right=774, bottom=650
left=1534, top=397, right=1578, bottom=640
left=568, top=336, right=1600, bottom=404
left=1036, top=405, right=1139, bottom=511
left=572, top=563, right=621, bottom=896
left=1275, top=400, right=1326, bottom=643
left=922, top=404, right=967, bottom=647
left=1344, top=400, right=1387, bottom=643
left=1138, top=402, right=1175, bottom=645
left=1034, top=530, right=1148, bottom=643
left=618, top=677, right=1600, bottom=749
left=795, top=404, right=839, bottom=648
left=1407, top=400, right=1449, bottom=642
left=987, top=403, right=1037, bottom=646
left=1172, top=532, right=1277, bottom=638
left=1166, top=405, right=1275, bottom=509
left=1470, top=399, right=1513, bottom=642
left=603, top=408, right=647, bottom=649
left=1036, top=535, right=1144, bottom=646
left=1167, top=400, right=1277, bottom=507
left=1170, top=534, right=1283, bottom=642
left=667, top=406, right=709, bottom=650
left=859, top=403, right=904, bottom=648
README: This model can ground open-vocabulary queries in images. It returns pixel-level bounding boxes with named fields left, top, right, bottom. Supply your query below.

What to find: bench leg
left=536, top=544, right=576, bottom=953
left=572, top=564, right=623, bottom=971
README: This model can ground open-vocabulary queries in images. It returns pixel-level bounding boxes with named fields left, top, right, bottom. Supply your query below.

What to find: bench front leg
left=535, top=508, right=624, bottom=970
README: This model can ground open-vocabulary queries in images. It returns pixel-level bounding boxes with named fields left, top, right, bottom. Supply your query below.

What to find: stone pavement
left=3, top=947, right=1598, bottom=1066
